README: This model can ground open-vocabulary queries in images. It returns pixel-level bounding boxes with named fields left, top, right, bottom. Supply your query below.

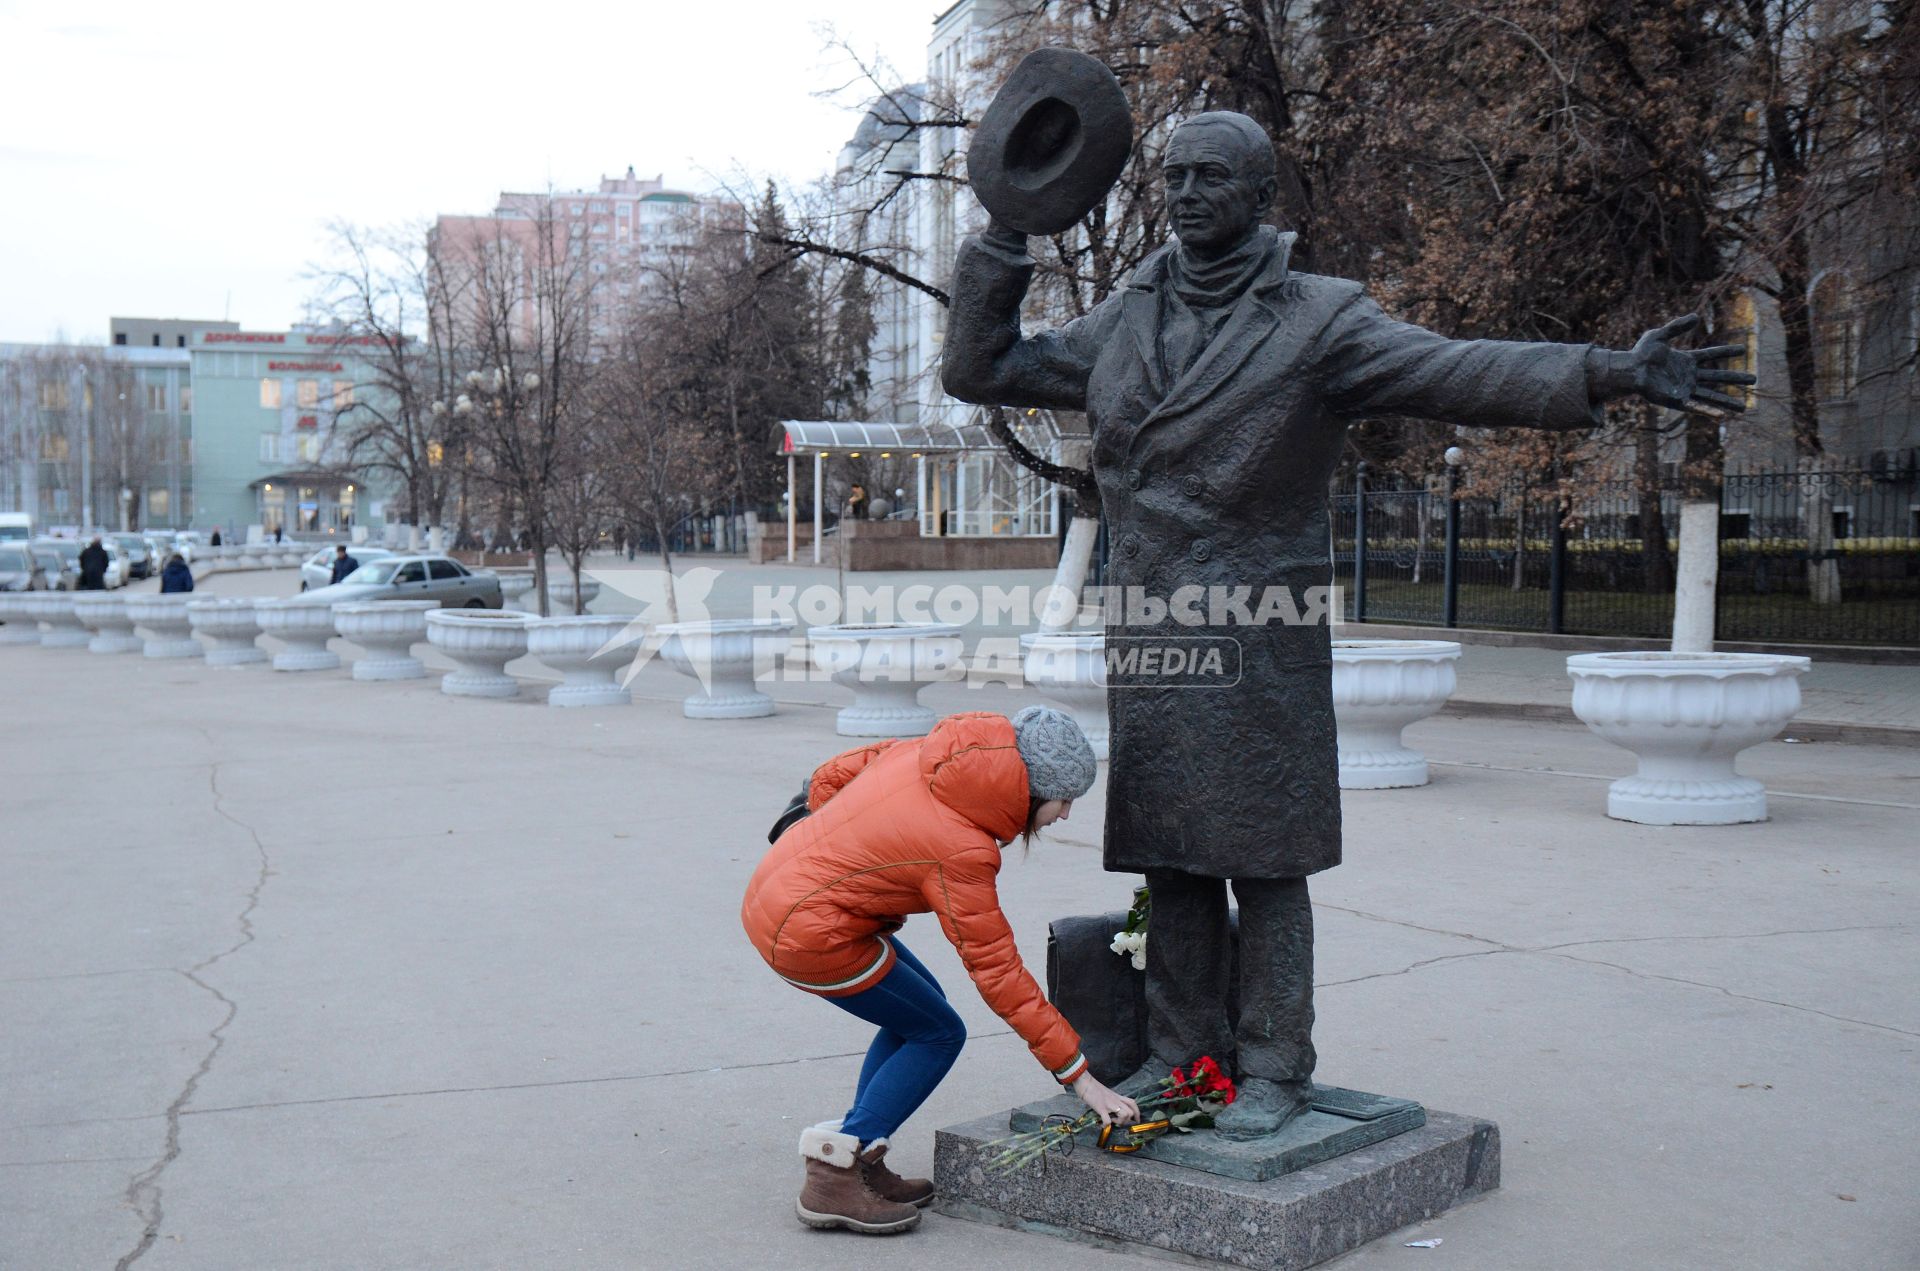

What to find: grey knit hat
left=1010, top=705, right=1098, bottom=801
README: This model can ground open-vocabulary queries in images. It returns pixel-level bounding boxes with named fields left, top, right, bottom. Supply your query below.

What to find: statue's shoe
left=1213, top=1077, right=1313, bottom=1141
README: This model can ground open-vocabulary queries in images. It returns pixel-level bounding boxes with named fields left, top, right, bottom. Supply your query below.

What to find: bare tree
left=308, top=222, right=473, bottom=550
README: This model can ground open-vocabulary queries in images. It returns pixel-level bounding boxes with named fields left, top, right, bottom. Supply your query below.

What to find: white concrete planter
left=334, top=600, right=439, bottom=681
left=0, top=593, right=42, bottom=645
left=255, top=598, right=341, bottom=672
left=497, top=570, right=538, bottom=613
left=546, top=575, right=600, bottom=614
left=426, top=609, right=530, bottom=698
left=1567, top=651, right=1812, bottom=825
left=72, top=592, right=142, bottom=653
left=807, top=622, right=965, bottom=737
left=238, top=544, right=267, bottom=568
left=657, top=619, right=792, bottom=718
left=1331, top=639, right=1462, bottom=789
left=1019, top=631, right=1109, bottom=760
left=187, top=598, right=269, bottom=666
left=124, top=594, right=202, bottom=659
left=27, top=591, right=92, bottom=648
left=526, top=615, right=639, bottom=707
left=270, top=545, right=300, bottom=568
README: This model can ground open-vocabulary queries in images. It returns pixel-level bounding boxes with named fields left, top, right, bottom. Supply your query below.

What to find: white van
left=0, top=513, right=30, bottom=542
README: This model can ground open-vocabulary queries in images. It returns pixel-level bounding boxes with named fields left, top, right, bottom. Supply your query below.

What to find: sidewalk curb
left=1440, top=697, right=1920, bottom=749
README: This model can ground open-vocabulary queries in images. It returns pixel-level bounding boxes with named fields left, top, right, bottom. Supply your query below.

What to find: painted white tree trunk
left=1671, top=499, right=1720, bottom=653
left=1040, top=515, right=1100, bottom=634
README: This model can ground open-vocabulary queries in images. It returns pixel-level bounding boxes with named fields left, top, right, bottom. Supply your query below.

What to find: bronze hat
left=967, top=48, right=1132, bottom=237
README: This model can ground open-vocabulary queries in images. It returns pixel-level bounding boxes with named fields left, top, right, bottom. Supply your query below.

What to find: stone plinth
left=935, top=1107, right=1498, bottom=1270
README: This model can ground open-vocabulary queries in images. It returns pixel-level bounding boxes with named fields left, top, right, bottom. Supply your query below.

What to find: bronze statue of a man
left=943, top=105, right=1751, bottom=1138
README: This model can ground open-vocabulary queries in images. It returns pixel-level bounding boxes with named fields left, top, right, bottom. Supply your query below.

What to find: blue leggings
left=828, top=938, right=967, bottom=1144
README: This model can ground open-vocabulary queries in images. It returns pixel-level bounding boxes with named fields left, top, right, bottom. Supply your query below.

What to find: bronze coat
left=943, top=230, right=1599, bottom=879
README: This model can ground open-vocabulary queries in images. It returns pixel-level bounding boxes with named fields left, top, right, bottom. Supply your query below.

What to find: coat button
left=1190, top=538, right=1212, bottom=562
left=1123, top=535, right=1141, bottom=557
left=1183, top=475, right=1204, bottom=498
left=1126, top=468, right=1144, bottom=490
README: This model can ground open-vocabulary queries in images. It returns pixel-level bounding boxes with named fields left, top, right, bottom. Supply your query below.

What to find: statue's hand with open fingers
left=1586, top=314, right=1756, bottom=413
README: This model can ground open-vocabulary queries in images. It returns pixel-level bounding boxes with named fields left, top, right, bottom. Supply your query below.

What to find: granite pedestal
left=935, top=1106, right=1497, bottom=1270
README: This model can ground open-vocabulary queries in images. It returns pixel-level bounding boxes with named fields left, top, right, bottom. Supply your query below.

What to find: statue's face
left=1163, top=124, right=1273, bottom=255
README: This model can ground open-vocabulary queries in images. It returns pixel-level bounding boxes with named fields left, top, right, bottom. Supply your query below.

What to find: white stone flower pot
left=187, top=598, right=268, bottom=666
left=124, top=594, right=202, bottom=658
left=255, top=598, right=341, bottom=672
left=496, top=570, right=538, bottom=613
left=1019, top=631, right=1109, bottom=761
left=271, top=545, right=300, bottom=568
left=0, top=593, right=42, bottom=645
left=526, top=615, right=639, bottom=707
left=1567, top=651, right=1812, bottom=825
left=27, top=591, right=92, bottom=648
left=546, top=575, right=601, bottom=615
left=426, top=609, right=531, bottom=698
left=807, top=622, right=965, bottom=737
left=71, top=592, right=142, bottom=654
left=1331, top=639, right=1462, bottom=789
left=334, top=600, right=439, bottom=681
left=238, top=543, right=267, bottom=568
left=657, top=619, right=792, bottom=718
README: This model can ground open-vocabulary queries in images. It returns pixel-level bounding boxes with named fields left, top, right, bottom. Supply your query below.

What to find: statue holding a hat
left=944, top=49, right=1755, bottom=1140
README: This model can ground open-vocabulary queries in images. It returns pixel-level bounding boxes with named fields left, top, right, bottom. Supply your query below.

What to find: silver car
left=30, top=540, right=81, bottom=590
left=300, top=545, right=394, bottom=592
left=111, top=533, right=154, bottom=579
left=304, top=554, right=502, bottom=608
left=0, top=544, right=46, bottom=591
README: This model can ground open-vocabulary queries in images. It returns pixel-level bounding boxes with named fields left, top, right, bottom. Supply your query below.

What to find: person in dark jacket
left=209, top=529, right=223, bottom=547
left=159, top=553, right=194, bottom=593
left=329, top=544, right=359, bottom=585
left=78, top=536, right=109, bottom=590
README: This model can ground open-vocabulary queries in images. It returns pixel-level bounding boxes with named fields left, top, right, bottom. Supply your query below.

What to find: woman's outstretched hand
left=1071, top=1071, right=1142, bottom=1126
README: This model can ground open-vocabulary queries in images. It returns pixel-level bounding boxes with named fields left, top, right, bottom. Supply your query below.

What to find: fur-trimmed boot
left=796, top=1125, right=922, bottom=1235
left=810, top=1120, right=934, bottom=1208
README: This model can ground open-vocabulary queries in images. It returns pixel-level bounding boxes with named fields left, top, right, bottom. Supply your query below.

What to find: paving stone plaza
left=2, top=560, right=1914, bottom=1269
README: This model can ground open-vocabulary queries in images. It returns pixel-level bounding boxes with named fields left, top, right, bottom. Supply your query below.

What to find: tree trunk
left=1041, top=515, right=1101, bottom=632
left=1510, top=498, right=1526, bottom=591
left=1799, top=456, right=1841, bottom=606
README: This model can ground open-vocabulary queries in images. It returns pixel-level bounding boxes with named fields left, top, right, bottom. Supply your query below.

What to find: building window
left=148, top=488, right=169, bottom=519
left=259, top=433, right=280, bottom=462
left=114, top=333, right=127, bottom=346
left=297, top=434, right=320, bottom=462
left=39, top=382, right=70, bottom=410
left=296, top=379, right=319, bottom=409
left=176, top=335, right=186, bottom=348
left=1812, top=272, right=1859, bottom=400
left=41, top=434, right=70, bottom=461
left=151, top=334, right=161, bottom=347
left=180, top=386, right=192, bottom=412
left=331, top=380, right=354, bottom=409
left=146, top=384, right=167, bottom=411
left=261, top=378, right=282, bottom=409
left=570, top=203, right=584, bottom=215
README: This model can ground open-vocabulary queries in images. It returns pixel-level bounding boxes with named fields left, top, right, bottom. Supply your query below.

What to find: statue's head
left=1164, top=112, right=1277, bottom=256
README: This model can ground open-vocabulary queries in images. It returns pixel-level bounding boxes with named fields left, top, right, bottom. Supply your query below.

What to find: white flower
left=1131, top=945, right=1147, bottom=972
left=1110, top=932, right=1130, bottom=957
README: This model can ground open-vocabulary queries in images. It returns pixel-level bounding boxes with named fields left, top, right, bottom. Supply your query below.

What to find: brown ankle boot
left=795, top=1126, right=921, bottom=1235
left=858, top=1139, right=934, bottom=1208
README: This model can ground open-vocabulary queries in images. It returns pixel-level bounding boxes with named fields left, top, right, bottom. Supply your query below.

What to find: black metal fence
left=1331, top=463, right=1920, bottom=647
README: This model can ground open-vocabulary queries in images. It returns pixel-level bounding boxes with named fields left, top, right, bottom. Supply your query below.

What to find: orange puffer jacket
left=740, top=712, right=1088, bottom=1086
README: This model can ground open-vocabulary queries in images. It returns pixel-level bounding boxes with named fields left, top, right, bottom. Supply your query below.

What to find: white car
left=300, top=545, right=394, bottom=592
left=98, top=539, right=130, bottom=588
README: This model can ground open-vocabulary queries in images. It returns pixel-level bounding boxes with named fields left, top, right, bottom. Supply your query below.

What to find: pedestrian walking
left=77, top=536, right=109, bottom=590
left=741, top=706, right=1126, bottom=1235
left=329, top=544, right=359, bottom=585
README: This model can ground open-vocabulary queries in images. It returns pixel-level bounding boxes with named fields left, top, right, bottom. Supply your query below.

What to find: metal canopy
left=773, top=413, right=1067, bottom=457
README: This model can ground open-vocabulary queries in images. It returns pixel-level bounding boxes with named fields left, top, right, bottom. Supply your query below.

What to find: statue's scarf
left=1161, top=224, right=1277, bottom=376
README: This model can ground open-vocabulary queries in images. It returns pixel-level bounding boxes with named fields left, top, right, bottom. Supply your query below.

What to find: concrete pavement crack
left=111, top=763, right=274, bottom=1271
left=1314, top=911, right=1916, bottom=1036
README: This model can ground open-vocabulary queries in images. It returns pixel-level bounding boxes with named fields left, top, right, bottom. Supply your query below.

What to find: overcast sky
left=0, top=0, right=940, bottom=343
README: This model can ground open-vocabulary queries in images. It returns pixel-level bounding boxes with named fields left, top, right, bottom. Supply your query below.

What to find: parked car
left=111, top=533, right=154, bottom=579
left=299, top=545, right=395, bottom=592
left=170, top=531, right=204, bottom=564
left=304, top=554, right=503, bottom=608
left=30, top=539, right=82, bottom=590
left=96, top=538, right=130, bottom=588
left=0, top=512, right=31, bottom=542
left=0, top=544, right=46, bottom=590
